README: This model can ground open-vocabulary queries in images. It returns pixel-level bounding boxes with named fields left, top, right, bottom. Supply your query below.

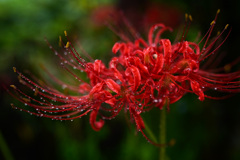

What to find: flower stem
left=159, top=106, right=166, bottom=160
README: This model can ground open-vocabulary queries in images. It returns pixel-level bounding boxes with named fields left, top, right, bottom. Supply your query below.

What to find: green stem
left=159, top=106, right=166, bottom=160
left=0, top=130, right=14, bottom=160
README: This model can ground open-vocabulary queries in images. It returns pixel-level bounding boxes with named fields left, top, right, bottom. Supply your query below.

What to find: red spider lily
left=112, top=11, right=240, bottom=106
left=7, top=10, right=240, bottom=146
left=110, top=10, right=240, bottom=143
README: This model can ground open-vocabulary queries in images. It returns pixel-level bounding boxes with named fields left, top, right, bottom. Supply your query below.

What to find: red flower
left=8, top=10, right=240, bottom=146
left=112, top=11, right=240, bottom=108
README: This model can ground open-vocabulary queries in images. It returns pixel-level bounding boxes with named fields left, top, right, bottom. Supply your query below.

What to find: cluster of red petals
left=8, top=15, right=240, bottom=145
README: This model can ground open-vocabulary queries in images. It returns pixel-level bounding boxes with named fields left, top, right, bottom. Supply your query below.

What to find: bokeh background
left=1, top=0, right=240, bottom=160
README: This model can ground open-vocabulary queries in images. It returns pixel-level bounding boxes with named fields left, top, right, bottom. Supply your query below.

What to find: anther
left=10, top=103, right=15, bottom=108
left=13, top=67, right=16, bottom=72
left=22, top=98, right=30, bottom=103
left=59, top=36, right=62, bottom=47
left=65, top=41, right=70, bottom=48
left=189, top=15, right=193, bottom=21
left=10, top=85, right=16, bottom=89
left=185, top=13, right=188, bottom=21
left=34, top=88, right=39, bottom=96
left=64, top=30, right=67, bottom=36
left=225, top=24, right=229, bottom=30
left=224, top=64, right=231, bottom=72
left=210, top=20, right=215, bottom=26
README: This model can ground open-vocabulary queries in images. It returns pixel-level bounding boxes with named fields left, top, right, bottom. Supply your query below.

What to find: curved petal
left=90, top=105, right=105, bottom=131
left=89, top=82, right=104, bottom=97
left=160, top=39, right=172, bottom=64
left=190, top=80, right=205, bottom=101
left=105, top=79, right=121, bottom=94
left=125, top=66, right=141, bottom=91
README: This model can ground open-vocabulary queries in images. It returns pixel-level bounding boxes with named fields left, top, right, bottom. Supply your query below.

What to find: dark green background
left=1, top=0, right=240, bottom=160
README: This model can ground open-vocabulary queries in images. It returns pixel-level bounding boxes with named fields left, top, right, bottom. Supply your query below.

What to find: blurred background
left=0, top=0, right=240, bottom=159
